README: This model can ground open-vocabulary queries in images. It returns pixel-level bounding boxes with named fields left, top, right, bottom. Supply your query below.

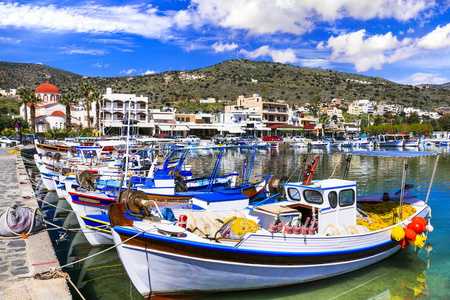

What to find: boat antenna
left=342, top=155, right=352, bottom=180
left=302, top=156, right=320, bottom=185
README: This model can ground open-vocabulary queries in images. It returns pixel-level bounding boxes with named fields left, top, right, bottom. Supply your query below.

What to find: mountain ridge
left=1, top=59, right=449, bottom=109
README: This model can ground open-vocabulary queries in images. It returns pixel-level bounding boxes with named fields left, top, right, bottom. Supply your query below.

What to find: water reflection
left=207, top=247, right=431, bottom=300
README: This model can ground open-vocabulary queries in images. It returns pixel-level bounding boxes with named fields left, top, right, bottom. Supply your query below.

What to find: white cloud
left=61, top=48, right=107, bottom=55
left=142, top=70, right=156, bottom=75
left=0, top=37, right=21, bottom=44
left=240, top=46, right=298, bottom=63
left=212, top=42, right=238, bottom=53
left=92, top=62, right=109, bottom=68
left=179, top=0, right=434, bottom=35
left=320, top=21, right=450, bottom=72
left=417, top=23, right=450, bottom=49
left=400, top=72, right=449, bottom=85
left=321, top=29, right=420, bottom=71
left=120, top=69, right=137, bottom=75
left=0, top=2, right=172, bottom=39
left=299, top=58, right=331, bottom=69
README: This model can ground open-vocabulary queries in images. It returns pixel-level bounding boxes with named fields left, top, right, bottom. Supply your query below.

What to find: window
left=287, top=188, right=301, bottom=201
left=339, top=189, right=355, bottom=207
left=328, top=191, right=337, bottom=208
left=303, top=190, right=323, bottom=204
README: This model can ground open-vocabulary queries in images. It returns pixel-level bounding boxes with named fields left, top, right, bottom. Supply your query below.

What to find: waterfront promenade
left=0, top=146, right=71, bottom=299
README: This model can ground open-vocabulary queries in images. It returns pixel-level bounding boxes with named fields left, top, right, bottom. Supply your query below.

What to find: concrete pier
left=0, top=147, right=71, bottom=299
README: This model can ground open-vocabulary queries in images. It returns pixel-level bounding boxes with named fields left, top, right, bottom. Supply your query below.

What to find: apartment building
left=228, top=94, right=289, bottom=126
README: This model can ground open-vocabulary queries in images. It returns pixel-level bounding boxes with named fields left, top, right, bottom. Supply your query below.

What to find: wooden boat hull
left=112, top=227, right=400, bottom=297
left=110, top=204, right=430, bottom=297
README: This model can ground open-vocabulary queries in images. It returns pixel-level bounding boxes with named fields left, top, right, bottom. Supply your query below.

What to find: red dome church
left=35, top=82, right=60, bottom=102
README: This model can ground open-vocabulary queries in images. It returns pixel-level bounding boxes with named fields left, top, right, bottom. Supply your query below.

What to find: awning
left=226, top=128, right=245, bottom=133
left=268, top=124, right=286, bottom=129
left=157, top=125, right=189, bottom=131
left=152, top=114, right=174, bottom=121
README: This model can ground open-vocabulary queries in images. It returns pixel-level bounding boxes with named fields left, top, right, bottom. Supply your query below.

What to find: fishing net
left=357, top=202, right=416, bottom=231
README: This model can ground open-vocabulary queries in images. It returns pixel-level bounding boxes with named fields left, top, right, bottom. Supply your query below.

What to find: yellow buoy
left=408, top=235, right=427, bottom=248
left=391, top=226, right=405, bottom=241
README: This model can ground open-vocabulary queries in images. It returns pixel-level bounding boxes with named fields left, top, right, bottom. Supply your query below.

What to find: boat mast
left=425, top=154, right=440, bottom=204
left=398, top=157, right=408, bottom=222
left=124, top=98, right=131, bottom=175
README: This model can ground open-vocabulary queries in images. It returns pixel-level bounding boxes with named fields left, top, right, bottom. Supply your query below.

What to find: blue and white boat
left=109, top=151, right=437, bottom=298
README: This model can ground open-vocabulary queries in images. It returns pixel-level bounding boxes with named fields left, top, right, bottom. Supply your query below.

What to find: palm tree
left=18, top=88, right=31, bottom=126
left=78, top=83, right=94, bottom=128
left=28, top=93, right=42, bottom=133
left=89, top=90, right=104, bottom=132
left=58, top=93, right=77, bottom=130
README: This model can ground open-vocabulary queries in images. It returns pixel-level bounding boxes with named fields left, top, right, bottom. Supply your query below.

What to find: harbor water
left=36, top=145, right=450, bottom=299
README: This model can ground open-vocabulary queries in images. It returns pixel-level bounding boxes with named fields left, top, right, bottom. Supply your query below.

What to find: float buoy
left=404, top=227, right=417, bottom=240
left=391, top=226, right=405, bottom=241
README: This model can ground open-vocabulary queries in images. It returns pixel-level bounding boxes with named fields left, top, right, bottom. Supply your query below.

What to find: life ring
left=130, top=155, right=138, bottom=162
left=117, top=152, right=124, bottom=159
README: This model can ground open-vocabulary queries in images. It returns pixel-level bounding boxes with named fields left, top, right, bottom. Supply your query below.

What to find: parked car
left=0, top=136, right=18, bottom=147
left=241, top=136, right=259, bottom=142
left=182, top=135, right=201, bottom=143
left=8, top=134, right=31, bottom=144
left=211, top=134, right=225, bottom=143
left=224, top=134, right=240, bottom=142
left=291, top=136, right=307, bottom=142
left=25, top=134, right=41, bottom=142
left=171, top=135, right=185, bottom=141
left=262, top=135, right=283, bottom=141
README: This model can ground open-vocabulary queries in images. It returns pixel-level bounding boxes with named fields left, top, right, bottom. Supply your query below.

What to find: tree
left=58, top=93, right=77, bottom=130
left=88, top=90, right=104, bottom=132
left=17, top=88, right=31, bottom=127
left=78, top=83, right=94, bottom=128
left=438, top=114, right=450, bottom=137
left=373, top=114, right=384, bottom=126
left=28, top=93, right=42, bottom=133
left=407, top=113, right=421, bottom=125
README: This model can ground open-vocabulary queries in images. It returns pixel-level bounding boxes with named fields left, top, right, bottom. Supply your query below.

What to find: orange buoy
left=404, top=227, right=417, bottom=240
left=412, top=217, right=427, bottom=231
left=407, top=221, right=423, bottom=234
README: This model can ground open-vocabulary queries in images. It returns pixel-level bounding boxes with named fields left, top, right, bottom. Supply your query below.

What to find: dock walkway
left=0, top=147, right=71, bottom=299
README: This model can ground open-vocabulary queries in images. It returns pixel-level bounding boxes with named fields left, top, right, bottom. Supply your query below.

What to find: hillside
left=422, top=82, right=450, bottom=91
left=1, top=59, right=450, bottom=110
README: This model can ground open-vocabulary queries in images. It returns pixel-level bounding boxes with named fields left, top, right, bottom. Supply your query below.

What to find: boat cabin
left=250, top=178, right=357, bottom=235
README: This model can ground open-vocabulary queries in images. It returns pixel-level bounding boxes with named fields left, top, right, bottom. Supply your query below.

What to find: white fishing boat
left=378, top=135, right=404, bottom=147
left=403, top=136, right=420, bottom=147
left=109, top=151, right=437, bottom=298
left=308, top=140, right=328, bottom=148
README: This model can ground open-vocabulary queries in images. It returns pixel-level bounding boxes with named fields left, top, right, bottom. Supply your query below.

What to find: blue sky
left=0, top=0, right=449, bottom=85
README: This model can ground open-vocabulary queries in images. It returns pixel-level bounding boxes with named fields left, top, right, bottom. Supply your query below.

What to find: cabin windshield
left=339, top=189, right=355, bottom=206
left=303, top=190, right=323, bottom=204
left=328, top=191, right=338, bottom=208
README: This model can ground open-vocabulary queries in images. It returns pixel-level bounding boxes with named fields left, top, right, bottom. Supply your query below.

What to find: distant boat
left=378, top=135, right=403, bottom=147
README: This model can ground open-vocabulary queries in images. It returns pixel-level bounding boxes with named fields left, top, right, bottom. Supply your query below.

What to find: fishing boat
left=308, top=140, right=328, bottom=148
left=402, top=136, right=420, bottom=147
left=378, top=135, right=404, bottom=147
left=108, top=151, right=437, bottom=298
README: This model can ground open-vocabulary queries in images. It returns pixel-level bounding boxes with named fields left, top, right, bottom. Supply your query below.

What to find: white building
left=100, top=88, right=151, bottom=135
left=19, top=82, right=81, bottom=132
